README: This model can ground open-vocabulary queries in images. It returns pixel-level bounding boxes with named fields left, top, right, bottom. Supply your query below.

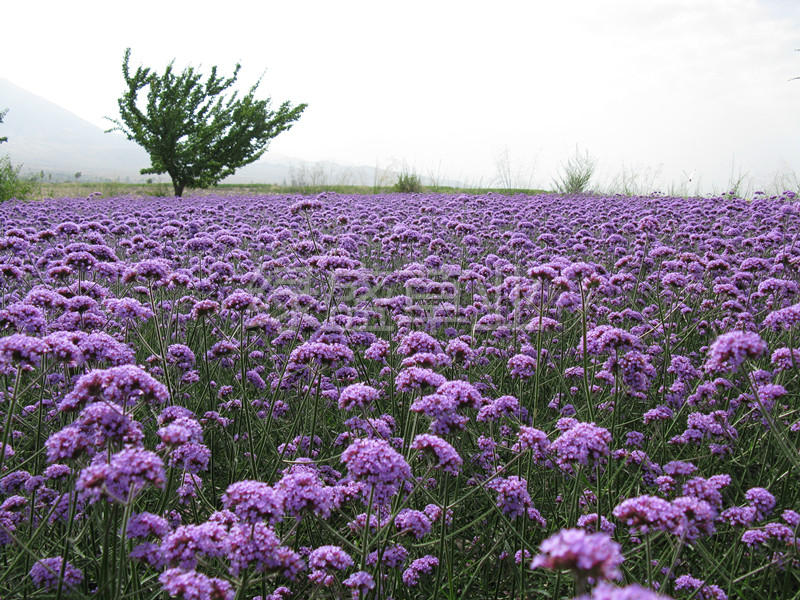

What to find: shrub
left=394, top=171, right=423, bottom=193
left=553, top=145, right=597, bottom=194
left=0, top=155, right=37, bottom=201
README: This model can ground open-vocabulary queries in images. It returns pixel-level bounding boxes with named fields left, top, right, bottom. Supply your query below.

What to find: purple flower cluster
left=46, top=400, right=143, bottom=462
left=703, top=331, right=768, bottom=373
left=3, top=189, right=800, bottom=597
left=276, top=469, right=334, bottom=520
left=159, top=568, right=234, bottom=600
left=75, top=448, right=166, bottom=504
left=287, top=341, right=354, bottom=371
left=487, top=476, right=547, bottom=525
left=29, top=557, right=83, bottom=590
left=308, top=545, right=353, bottom=586
left=341, top=438, right=411, bottom=505
left=531, top=528, right=623, bottom=581
left=550, top=421, right=612, bottom=473
left=222, top=480, right=284, bottom=525
left=58, top=364, right=168, bottom=411
left=576, top=582, right=674, bottom=599
left=337, top=383, right=380, bottom=411
left=612, top=495, right=683, bottom=536
left=410, top=434, right=463, bottom=474
left=402, top=555, right=439, bottom=587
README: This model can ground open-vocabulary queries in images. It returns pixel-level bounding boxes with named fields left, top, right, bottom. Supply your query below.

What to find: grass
left=26, top=181, right=552, bottom=200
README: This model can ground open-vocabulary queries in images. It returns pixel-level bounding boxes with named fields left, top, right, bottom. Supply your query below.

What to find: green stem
left=579, top=284, right=595, bottom=422
left=56, top=492, right=80, bottom=600
left=0, top=367, right=23, bottom=476
left=114, top=488, right=136, bottom=600
left=360, top=485, right=375, bottom=571
left=238, top=313, right=258, bottom=477
left=433, top=473, right=450, bottom=600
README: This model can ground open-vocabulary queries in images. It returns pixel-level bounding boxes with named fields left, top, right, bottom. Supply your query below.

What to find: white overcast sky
left=2, top=0, right=800, bottom=193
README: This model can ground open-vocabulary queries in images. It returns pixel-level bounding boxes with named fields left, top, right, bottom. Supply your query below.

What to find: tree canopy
left=106, top=49, right=307, bottom=196
left=0, top=109, right=8, bottom=144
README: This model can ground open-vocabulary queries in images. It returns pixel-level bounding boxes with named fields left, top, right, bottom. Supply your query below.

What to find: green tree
left=0, top=108, right=37, bottom=201
left=0, top=108, right=8, bottom=144
left=106, top=48, right=307, bottom=196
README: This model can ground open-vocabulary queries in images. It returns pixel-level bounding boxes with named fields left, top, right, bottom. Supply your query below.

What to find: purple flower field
left=0, top=190, right=799, bottom=599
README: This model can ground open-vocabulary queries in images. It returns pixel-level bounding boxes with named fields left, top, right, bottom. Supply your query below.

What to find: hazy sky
left=3, top=0, right=800, bottom=193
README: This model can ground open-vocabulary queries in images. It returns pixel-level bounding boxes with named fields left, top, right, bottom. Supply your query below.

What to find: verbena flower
left=58, top=365, right=168, bottom=411
left=512, top=426, right=551, bottom=461
left=77, top=401, right=144, bottom=451
left=487, top=476, right=546, bottom=525
left=104, top=297, right=153, bottom=322
left=157, top=417, right=204, bottom=447
left=0, top=333, right=47, bottom=373
left=550, top=421, right=612, bottom=473
left=704, top=331, right=767, bottom=373
left=308, top=545, right=353, bottom=586
left=583, top=325, right=642, bottom=355
left=127, top=512, right=170, bottom=539
left=226, top=522, right=303, bottom=578
left=162, top=522, right=229, bottom=570
left=43, top=331, right=86, bottom=366
left=337, top=383, right=380, bottom=411
left=436, top=379, right=483, bottom=409
left=576, top=582, right=674, bottom=599
left=287, top=342, right=354, bottom=371
left=343, top=571, right=376, bottom=598
left=77, top=332, right=136, bottom=366
left=577, top=513, right=616, bottom=535
left=0, top=470, right=31, bottom=494
left=158, top=567, right=234, bottom=600
left=531, top=528, right=623, bottom=581
left=177, top=473, right=203, bottom=503
left=771, top=347, right=800, bottom=371
left=190, top=299, right=220, bottom=319
left=340, top=438, right=411, bottom=505
left=76, top=448, right=166, bottom=504
left=719, top=505, right=758, bottom=527
left=402, top=555, right=439, bottom=587
left=394, top=508, right=433, bottom=539
left=275, top=470, right=334, bottom=520
left=663, top=460, right=697, bottom=477
left=397, top=331, right=444, bottom=356
left=130, top=542, right=167, bottom=569
left=169, top=443, right=211, bottom=473
left=671, top=495, right=717, bottom=542
left=507, top=353, right=537, bottom=378
left=745, top=487, right=775, bottom=520
left=410, top=434, right=463, bottom=475
left=395, top=367, right=447, bottom=393
left=367, top=544, right=408, bottom=568
left=166, top=344, right=196, bottom=370
left=477, top=395, right=528, bottom=422
left=613, top=495, right=683, bottom=535
left=410, top=393, right=458, bottom=419
left=222, top=480, right=284, bottom=525
left=674, top=574, right=727, bottom=600
left=762, top=302, right=800, bottom=331
left=29, top=556, right=83, bottom=590
left=681, top=475, right=730, bottom=509
left=222, top=289, right=258, bottom=312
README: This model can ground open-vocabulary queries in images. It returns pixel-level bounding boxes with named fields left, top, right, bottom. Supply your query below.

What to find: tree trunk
left=172, top=179, right=184, bottom=197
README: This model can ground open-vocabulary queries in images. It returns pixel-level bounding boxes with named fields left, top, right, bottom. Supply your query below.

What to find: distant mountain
left=0, top=78, right=439, bottom=187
